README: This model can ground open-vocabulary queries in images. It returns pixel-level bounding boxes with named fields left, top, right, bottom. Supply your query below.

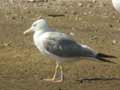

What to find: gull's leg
left=60, top=65, right=64, bottom=81
left=51, top=63, right=59, bottom=80
left=55, top=65, right=64, bottom=83
left=43, top=63, right=59, bottom=81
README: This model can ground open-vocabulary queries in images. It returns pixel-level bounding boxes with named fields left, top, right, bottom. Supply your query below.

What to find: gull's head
left=24, top=18, right=48, bottom=35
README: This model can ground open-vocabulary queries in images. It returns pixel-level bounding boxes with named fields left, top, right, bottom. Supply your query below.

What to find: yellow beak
left=23, top=28, right=32, bottom=35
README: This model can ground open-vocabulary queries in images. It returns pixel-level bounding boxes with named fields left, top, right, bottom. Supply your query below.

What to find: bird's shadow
left=76, top=77, right=120, bottom=83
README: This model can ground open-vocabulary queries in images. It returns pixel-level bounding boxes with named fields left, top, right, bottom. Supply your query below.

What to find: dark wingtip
left=97, top=57, right=116, bottom=64
left=96, top=53, right=117, bottom=64
left=97, top=53, right=117, bottom=58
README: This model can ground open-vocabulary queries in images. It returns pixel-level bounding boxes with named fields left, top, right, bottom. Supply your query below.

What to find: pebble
left=71, top=10, right=77, bottom=15
left=92, top=0, right=97, bottom=3
left=87, top=4, right=93, bottom=8
left=3, top=43, right=11, bottom=47
left=78, top=3, right=83, bottom=7
left=112, top=40, right=117, bottom=45
left=83, top=12, right=88, bottom=15
left=11, top=16, right=16, bottom=20
left=0, top=42, right=12, bottom=47
left=109, top=24, right=113, bottom=28
left=69, top=32, right=75, bottom=36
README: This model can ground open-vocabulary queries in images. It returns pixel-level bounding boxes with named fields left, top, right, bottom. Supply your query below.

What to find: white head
left=24, top=19, right=48, bottom=35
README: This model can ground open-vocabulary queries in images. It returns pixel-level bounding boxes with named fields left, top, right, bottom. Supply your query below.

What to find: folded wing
left=43, top=33, right=96, bottom=58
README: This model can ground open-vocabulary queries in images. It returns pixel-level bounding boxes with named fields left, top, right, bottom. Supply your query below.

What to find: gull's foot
left=54, top=79, right=63, bottom=83
left=43, top=78, right=55, bottom=82
left=43, top=78, right=63, bottom=83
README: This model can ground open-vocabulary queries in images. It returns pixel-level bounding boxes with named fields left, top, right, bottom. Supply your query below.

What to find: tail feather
left=96, top=53, right=117, bottom=64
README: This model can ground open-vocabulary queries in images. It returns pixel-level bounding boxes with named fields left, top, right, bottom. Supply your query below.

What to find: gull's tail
left=95, top=53, right=117, bottom=64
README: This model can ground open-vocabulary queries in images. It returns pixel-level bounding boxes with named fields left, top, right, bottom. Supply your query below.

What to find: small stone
left=27, top=10, right=31, bottom=14
left=3, top=43, right=10, bottom=47
left=69, top=32, right=75, bottom=36
left=58, top=88, right=62, bottom=90
left=112, top=40, right=117, bottom=45
left=109, top=24, right=113, bottom=28
left=112, top=15, right=116, bottom=19
left=71, top=11, right=77, bottom=15
left=92, top=0, right=96, bottom=3
left=78, top=3, right=83, bottom=7
left=9, top=0, right=14, bottom=4
left=88, top=11, right=92, bottom=15
left=80, top=80, right=84, bottom=83
left=92, top=66, right=96, bottom=69
left=87, top=4, right=93, bottom=8
left=83, top=12, right=87, bottom=15
left=12, top=16, right=16, bottom=20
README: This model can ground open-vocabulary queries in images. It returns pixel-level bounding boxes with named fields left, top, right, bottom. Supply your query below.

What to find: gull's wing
left=43, top=32, right=96, bottom=58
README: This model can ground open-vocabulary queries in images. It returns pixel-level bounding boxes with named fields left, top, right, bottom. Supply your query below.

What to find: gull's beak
left=23, top=28, right=32, bottom=35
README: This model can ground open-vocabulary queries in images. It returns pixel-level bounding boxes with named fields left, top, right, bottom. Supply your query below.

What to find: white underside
left=112, top=0, right=120, bottom=13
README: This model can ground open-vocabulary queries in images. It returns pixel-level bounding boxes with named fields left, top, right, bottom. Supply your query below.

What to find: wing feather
left=43, top=33, right=96, bottom=58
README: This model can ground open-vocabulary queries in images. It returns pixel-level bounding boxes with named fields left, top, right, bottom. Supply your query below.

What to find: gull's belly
left=112, top=0, right=120, bottom=13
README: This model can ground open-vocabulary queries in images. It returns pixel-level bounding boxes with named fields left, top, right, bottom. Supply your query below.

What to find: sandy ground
left=0, top=0, right=120, bottom=90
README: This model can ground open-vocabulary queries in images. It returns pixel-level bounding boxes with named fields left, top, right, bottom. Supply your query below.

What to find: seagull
left=24, top=18, right=116, bottom=82
left=112, top=0, right=120, bottom=13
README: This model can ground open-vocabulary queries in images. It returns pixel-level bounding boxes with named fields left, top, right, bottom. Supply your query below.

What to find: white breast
left=33, top=31, right=51, bottom=55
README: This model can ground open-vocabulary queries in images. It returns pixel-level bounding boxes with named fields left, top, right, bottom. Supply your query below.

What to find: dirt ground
left=0, top=0, right=120, bottom=90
